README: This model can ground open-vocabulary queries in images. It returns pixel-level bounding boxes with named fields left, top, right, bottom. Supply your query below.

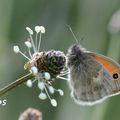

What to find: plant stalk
left=0, top=73, right=34, bottom=97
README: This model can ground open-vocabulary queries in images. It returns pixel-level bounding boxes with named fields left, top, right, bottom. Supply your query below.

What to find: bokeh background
left=0, top=0, right=120, bottom=120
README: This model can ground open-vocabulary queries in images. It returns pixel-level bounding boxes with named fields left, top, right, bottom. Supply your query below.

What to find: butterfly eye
left=112, top=73, right=119, bottom=79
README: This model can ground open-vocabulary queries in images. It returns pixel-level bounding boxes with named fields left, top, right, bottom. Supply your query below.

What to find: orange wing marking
left=93, top=54, right=118, bottom=75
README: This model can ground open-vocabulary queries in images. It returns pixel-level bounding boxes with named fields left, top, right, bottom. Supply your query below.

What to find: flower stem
left=0, top=73, right=34, bottom=97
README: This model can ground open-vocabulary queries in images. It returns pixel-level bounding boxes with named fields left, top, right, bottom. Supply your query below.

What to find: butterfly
left=67, top=44, right=120, bottom=106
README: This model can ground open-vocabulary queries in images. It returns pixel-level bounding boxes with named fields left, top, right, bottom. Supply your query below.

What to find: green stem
left=0, top=73, right=34, bottom=97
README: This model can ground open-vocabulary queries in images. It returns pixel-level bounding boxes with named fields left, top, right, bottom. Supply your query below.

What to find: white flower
left=51, top=99, right=57, bottom=107
left=13, top=46, right=20, bottom=53
left=35, top=26, right=41, bottom=33
left=13, top=45, right=31, bottom=60
left=48, top=86, right=55, bottom=94
left=26, top=27, right=33, bottom=35
left=39, top=26, right=45, bottom=33
left=58, top=89, right=64, bottom=96
left=39, top=93, right=47, bottom=100
left=25, top=41, right=32, bottom=48
left=44, top=72, right=51, bottom=80
left=26, top=80, right=33, bottom=88
left=38, top=82, right=45, bottom=90
left=13, top=25, right=67, bottom=107
left=30, top=66, right=38, bottom=75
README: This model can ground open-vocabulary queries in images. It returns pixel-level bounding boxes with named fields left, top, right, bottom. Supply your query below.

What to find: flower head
left=13, top=25, right=69, bottom=107
left=18, top=108, right=42, bottom=120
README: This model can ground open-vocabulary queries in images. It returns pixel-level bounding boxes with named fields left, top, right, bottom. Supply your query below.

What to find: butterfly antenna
left=66, top=24, right=79, bottom=44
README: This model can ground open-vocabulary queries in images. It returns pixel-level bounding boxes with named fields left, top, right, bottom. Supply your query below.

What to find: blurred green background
left=0, top=0, right=120, bottom=120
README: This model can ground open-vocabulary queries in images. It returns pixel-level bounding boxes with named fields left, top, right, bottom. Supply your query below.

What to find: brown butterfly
left=67, top=44, right=120, bottom=105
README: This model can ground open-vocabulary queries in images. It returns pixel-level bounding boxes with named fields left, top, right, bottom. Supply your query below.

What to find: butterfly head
left=67, top=44, right=87, bottom=67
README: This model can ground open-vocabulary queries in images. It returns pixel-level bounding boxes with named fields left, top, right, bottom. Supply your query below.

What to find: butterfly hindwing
left=88, top=52, right=120, bottom=95
left=71, top=62, right=114, bottom=105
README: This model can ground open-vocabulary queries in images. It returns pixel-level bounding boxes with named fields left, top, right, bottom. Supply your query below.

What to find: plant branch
left=0, top=73, right=34, bottom=97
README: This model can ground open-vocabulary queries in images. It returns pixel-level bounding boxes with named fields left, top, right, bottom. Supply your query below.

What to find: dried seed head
left=18, top=108, right=42, bottom=120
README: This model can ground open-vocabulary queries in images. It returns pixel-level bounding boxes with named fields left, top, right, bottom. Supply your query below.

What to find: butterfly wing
left=67, top=45, right=120, bottom=105
left=89, top=52, right=120, bottom=77
left=89, top=52, right=120, bottom=94
left=77, top=52, right=120, bottom=105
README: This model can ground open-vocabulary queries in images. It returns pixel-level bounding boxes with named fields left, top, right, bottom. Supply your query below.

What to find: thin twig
left=0, top=73, right=34, bottom=97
